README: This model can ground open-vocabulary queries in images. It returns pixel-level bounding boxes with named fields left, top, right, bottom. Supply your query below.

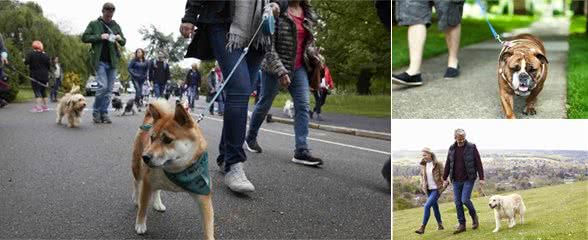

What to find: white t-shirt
left=426, top=161, right=437, bottom=190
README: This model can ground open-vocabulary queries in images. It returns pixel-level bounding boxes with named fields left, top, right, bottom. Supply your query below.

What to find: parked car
left=85, top=75, right=123, bottom=96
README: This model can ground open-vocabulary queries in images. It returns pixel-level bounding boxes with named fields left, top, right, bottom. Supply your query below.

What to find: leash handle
left=476, top=0, right=503, bottom=44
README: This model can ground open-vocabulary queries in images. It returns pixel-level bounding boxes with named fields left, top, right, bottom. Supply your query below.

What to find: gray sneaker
left=93, top=112, right=101, bottom=123
left=101, top=113, right=112, bottom=124
left=224, top=162, right=255, bottom=193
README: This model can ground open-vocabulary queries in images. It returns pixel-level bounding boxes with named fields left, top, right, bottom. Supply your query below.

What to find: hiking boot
left=472, top=214, right=479, bottom=230
left=444, top=65, right=460, bottom=79
left=224, top=162, right=255, bottom=193
left=415, top=225, right=426, bottom=234
left=245, top=138, right=262, bottom=153
left=438, top=223, right=444, bottom=230
left=101, top=113, right=112, bottom=124
left=453, top=223, right=466, bottom=234
left=292, top=149, right=323, bottom=166
left=392, top=72, right=423, bottom=86
left=93, top=112, right=101, bottom=123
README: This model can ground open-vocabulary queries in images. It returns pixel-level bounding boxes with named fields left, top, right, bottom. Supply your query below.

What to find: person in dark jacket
left=185, top=63, right=201, bottom=109
left=148, top=51, right=170, bottom=99
left=443, top=128, right=485, bottom=234
left=25, top=40, right=51, bottom=113
left=128, top=48, right=148, bottom=107
left=0, top=33, right=9, bottom=87
left=246, top=0, right=324, bottom=166
left=310, top=64, right=334, bottom=121
left=81, top=2, right=126, bottom=124
left=180, top=0, right=287, bottom=193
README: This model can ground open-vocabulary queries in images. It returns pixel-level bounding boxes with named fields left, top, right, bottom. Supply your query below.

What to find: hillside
left=393, top=181, right=588, bottom=240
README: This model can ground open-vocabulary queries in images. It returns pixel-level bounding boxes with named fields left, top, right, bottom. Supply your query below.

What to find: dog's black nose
left=142, top=154, right=152, bottom=164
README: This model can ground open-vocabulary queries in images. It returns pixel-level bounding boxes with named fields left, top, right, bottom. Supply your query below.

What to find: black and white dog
left=112, top=97, right=136, bottom=116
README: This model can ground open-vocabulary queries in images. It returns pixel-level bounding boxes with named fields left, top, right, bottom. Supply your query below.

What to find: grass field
left=393, top=181, right=588, bottom=240
left=392, top=15, right=537, bottom=69
left=567, top=16, right=588, bottom=119
left=249, top=92, right=391, bottom=118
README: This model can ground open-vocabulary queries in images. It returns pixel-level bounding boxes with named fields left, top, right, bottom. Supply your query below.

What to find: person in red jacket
left=310, top=64, right=334, bottom=121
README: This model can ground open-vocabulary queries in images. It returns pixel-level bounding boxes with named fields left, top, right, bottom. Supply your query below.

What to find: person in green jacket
left=82, top=2, right=126, bottom=124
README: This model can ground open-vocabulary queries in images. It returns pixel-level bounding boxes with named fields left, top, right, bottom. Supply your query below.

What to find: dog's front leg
left=524, top=85, right=543, bottom=116
left=67, top=113, right=75, bottom=128
left=152, top=190, right=166, bottom=212
left=508, top=215, right=516, bottom=228
left=492, top=210, right=501, bottom=233
left=193, top=193, right=215, bottom=240
left=500, top=88, right=516, bottom=119
left=135, top=180, right=153, bottom=234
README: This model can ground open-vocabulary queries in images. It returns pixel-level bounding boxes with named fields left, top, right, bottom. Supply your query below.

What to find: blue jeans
left=422, top=189, right=442, bottom=225
left=153, top=83, right=165, bottom=98
left=94, top=62, right=117, bottom=114
left=247, top=68, right=311, bottom=151
left=51, top=78, right=61, bottom=101
left=187, top=86, right=199, bottom=108
left=207, top=24, right=264, bottom=172
left=453, top=180, right=477, bottom=224
left=132, top=77, right=145, bottom=105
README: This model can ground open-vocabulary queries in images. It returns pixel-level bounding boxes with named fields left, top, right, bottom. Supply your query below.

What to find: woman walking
left=25, top=40, right=51, bottom=113
left=128, top=48, right=148, bottom=108
left=415, top=147, right=446, bottom=234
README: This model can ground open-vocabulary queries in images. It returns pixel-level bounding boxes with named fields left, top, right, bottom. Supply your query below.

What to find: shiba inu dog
left=132, top=99, right=214, bottom=239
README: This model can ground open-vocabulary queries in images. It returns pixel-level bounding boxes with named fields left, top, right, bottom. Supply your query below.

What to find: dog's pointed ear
left=148, top=103, right=163, bottom=122
left=174, top=103, right=194, bottom=127
left=536, top=53, right=548, bottom=64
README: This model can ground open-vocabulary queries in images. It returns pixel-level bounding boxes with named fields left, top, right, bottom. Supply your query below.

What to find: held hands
left=443, top=180, right=449, bottom=188
left=479, top=180, right=485, bottom=186
left=279, top=74, right=291, bottom=87
left=180, top=23, right=195, bottom=38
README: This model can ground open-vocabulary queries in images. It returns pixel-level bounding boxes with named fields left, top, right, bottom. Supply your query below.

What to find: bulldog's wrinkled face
left=501, top=50, right=548, bottom=96
left=488, top=195, right=501, bottom=209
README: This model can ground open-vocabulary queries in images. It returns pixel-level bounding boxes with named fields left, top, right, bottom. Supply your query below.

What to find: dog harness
left=164, top=152, right=211, bottom=195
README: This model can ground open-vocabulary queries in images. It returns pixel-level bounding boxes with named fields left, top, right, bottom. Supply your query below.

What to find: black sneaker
left=444, top=65, right=460, bottom=79
left=245, top=139, right=262, bottom=153
left=101, top=113, right=112, bottom=124
left=93, top=112, right=101, bottom=124
left=392, top=72, right=423, bottom=86
left=292, top=150, right=323, bottom=166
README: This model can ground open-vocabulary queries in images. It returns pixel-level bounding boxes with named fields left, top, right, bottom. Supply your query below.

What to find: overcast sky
left=392, top=120, right=588, bottom=151
left=23, top=0, right=198, bottom=66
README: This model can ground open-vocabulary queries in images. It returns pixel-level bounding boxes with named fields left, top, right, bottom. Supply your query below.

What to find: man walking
left=82, top=2, right=126, bottom=123
left=149, top=51, right=171, bottom=99
left=443, top=128, right=484, bottom=234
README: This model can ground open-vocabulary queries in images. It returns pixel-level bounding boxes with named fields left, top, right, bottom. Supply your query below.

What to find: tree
left=313, top=0, right=391, bottom=95
left=139, top=25, right=188, bottom=63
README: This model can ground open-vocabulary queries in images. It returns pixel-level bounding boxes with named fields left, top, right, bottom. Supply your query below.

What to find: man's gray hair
left=454, top=128, right=466, bottom=136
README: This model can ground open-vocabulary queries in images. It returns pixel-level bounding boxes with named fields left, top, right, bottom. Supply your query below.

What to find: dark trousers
left=312, top=89, right=328, bottom=114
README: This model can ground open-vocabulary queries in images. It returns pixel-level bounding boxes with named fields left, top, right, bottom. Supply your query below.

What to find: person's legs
left=153, top=83, right=161, bottom=98
left=435, top=0, right=464, bottom=69
left=312, top=90, right=320, bottom=113
left=246, top=71, right=280, bottom=144
left=453, top=181, right=466, bottom=224
left=101, top=65, right=116, bottom=116
left=93, top=62, right=108, bottom=121
left=188, top=86, right=195, bottom=108
left=422, top=190, right=440, bottom=226
left=461, top=180, right=477, bottom=217
left=288, top=68, right=311, bottom=151
left=445, top=24, right=461, bottom=68
left=406, top=24, right=427, bottom=75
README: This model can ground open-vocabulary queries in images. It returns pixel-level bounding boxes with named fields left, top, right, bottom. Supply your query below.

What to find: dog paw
left=523, top=107, right=536, bottom=116
left=153, top=202, right=166, bottom=212
left=508, top=224, right=515, bottom=228
left=135, top=223, right=147, bottom=234
left=492, top=229, right=499, bottom=233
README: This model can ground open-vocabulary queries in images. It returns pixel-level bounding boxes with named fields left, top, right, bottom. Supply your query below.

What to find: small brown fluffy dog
left=56, top=86, right=87, bottom=128
left=132, top=99, right=214, bottom=239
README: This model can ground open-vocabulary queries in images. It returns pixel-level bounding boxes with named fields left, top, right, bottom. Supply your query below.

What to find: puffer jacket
left=262, top=4, right=321, bottom=79
left=419, top=158, right=446, bottom=195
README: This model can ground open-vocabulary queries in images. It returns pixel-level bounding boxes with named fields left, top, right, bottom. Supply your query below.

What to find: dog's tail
left=69, top=85, right=81, bottom=94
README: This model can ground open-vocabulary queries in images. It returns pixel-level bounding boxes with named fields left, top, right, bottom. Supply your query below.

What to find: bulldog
left=498, top=34, right=549, bottom=119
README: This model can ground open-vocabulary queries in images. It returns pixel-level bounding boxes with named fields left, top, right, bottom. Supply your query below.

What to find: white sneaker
left=224, top=162, right=255, bottom=193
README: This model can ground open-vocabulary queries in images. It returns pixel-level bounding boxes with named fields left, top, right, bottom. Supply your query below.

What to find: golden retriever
left=488, top=193, right=526, bottom=232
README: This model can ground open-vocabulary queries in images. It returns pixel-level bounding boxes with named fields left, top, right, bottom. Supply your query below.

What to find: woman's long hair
left=134, top=48, right=145, bottom=62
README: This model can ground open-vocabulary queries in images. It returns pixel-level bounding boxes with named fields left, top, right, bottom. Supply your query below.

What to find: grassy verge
left=567, top=16, right=588, bottom=119
left=393, top=181, right=588, bottom=240
left=249, top=92, right=391, bottom=118
left=14, top=88, right=33, bottom=103
left=392, top=15, right=537, bottom=69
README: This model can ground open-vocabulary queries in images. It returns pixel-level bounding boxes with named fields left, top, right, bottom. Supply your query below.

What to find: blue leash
left=476, top=0, right=504, bottom=44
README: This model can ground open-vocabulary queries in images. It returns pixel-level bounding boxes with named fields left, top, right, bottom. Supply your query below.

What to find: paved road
left=0, top=96, right=390, bottom=239
left=393, top=17, right=569, bottom=119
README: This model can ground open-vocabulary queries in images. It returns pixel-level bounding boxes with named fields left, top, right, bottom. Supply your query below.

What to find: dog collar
left=164, top=152, right=210, bottom=195
left=139, top=124, right=152, bottom=131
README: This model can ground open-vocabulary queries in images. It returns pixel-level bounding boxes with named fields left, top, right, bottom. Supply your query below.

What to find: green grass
left=567, top=16, right=588, bottom=119
left=249, top=92, right=391, bottom=118
left=14, top=88, right=34, bottom=103
left=393, top=181, right=588, bottom=240
left=392, top=15, right=537, bottom=69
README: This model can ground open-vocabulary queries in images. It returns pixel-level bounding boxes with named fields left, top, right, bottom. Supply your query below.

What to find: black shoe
left=245, top=138, right=262, bottom=153
left=309, top=111, right=314, bottom=119
left=93, top=112, right=101, bottom=124
left=392, top=72, right=423, bottom=86
left=101, top=113, right=112, bottom=124
left=266, top=114, right=273, bottom=123
left=444, top=65, right=460, bottom=79
left=292, top=149, right=323, bottom=166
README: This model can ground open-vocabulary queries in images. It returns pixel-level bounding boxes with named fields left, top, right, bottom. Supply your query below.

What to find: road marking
left=196, top=114, right=390, bottom=156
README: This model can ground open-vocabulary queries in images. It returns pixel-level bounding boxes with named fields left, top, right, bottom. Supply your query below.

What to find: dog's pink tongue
left=518, top=86, right=529, bottom=92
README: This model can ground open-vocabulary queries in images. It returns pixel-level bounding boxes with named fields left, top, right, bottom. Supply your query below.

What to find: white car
left=85, top=75, right=123, bottom=96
